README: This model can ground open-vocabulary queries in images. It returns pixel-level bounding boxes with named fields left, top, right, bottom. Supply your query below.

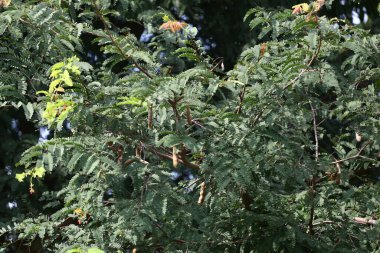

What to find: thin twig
left=191, top=120, right=206, bottom=129
left=251, top=108, right=265, bottom=127
left=313, top=220, right=334, bottom=226
left=236, top=84, right=246, bottom=114
left=168, top=99, right=181, bottom=125
left=307, top=177, right=316, bottom=235
left=309, top=101, right=319, bottom=161
left=332, top=141, right=373, bottom=164
left=142, top=143, right=200, bottom=170
left=307, top=101, right=319, bottom=235
left=210, top=57, right=224, bottom=72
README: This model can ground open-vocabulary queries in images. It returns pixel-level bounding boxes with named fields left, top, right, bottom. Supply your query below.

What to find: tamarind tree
left=0, top=0, right=379, bottom=252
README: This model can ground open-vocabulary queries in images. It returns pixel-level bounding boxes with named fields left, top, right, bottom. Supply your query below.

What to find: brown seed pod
left=172, top=146, right=178, bottom=168
left=117, top=145, right=123, bottom=163
left=125, top=159, right=135, bottom=166
left=198, top=182, right=206, bottom=204
left=148, top=106, right=153, bottom=129
left=0, top=0, right=11, bottom=8
left=260, top=43, right=267, bottom=59
left=135, top=146, right=141, bottom=158
left=186, top=103, right=192, bottom=125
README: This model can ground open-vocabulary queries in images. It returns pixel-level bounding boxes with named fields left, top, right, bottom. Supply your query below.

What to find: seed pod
left=0, top=0, right=11, bottom=8
left=117, top=145, right=123, bottom=163
left=355, top=132, right=362, bottom=142
left=186, top=103, right=192, bottom=125
left=135, top=146, right=141, bottom=158
left=260, top=43, right=267, bottom=59
left=198, top=182, right=206, bottom=204
left=148, top=106, right=153, bottom=129
left=172, top=146, right=178, bottom=168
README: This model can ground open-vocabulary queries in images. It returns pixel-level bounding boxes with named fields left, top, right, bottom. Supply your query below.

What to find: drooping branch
left=309, top=101, right=319, bottom=161
left=142, top=143, right=200, bottom=170
left=307, top=101, right=319, bottom=235
left=236, top=84, right=246, bottom=114
left=332, top=141, right=373, bottom=164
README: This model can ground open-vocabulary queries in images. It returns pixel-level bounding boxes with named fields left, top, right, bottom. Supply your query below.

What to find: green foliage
left=0, top=0, right=379, bottom=252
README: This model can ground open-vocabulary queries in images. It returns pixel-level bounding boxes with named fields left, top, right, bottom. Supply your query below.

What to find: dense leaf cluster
left=0, top=0, right=379, bottom=252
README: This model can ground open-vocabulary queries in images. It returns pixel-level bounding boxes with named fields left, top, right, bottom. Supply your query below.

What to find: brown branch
left=90, top=0, right=153, bottom=79
left=148, top=105, right=153, bottom=129
left=210, top=57, right=224, bottom=72
left=191, top=119, right=206, bottom=129
left=143, top=144, right=200, bottom=170
left=309, top=101, right=319, bottom=161
left=178, top=152, right=200, bottom=170
left=307, top=176, right=316, bottom=235
left=332, top=141, right=373, bottom=164
left=251, top=107, right=266, bottom=127
left=186, top=103, right=193, bottom=125
left=307, top=101, right=319, bottom=235
left=168, top=99, right=181, bottom=125
left=236, top=84, right=247, bottom=114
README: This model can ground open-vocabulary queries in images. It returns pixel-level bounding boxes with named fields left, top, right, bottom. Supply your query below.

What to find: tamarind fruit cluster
left=148, top=106, right=153, bottom=129
left=186, top=103, right=192, bottom=125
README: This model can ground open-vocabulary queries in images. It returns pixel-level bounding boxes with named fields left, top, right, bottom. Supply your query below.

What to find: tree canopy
left=0, top=0, right=379, bottom=252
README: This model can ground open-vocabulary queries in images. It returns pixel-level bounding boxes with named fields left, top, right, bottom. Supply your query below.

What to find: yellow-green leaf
left=16, top=173, right=26, bottom=182
left=50, top=69, right=62, bottom=78
left=62, top=70, right=73, bottom=86
left=32, top=167, right=46, bottom=178
left=51, top=61, right=65, bottom=71
left=292, top=3, right=310, bottom=13
left=49, top=79, right=61, bottom=94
